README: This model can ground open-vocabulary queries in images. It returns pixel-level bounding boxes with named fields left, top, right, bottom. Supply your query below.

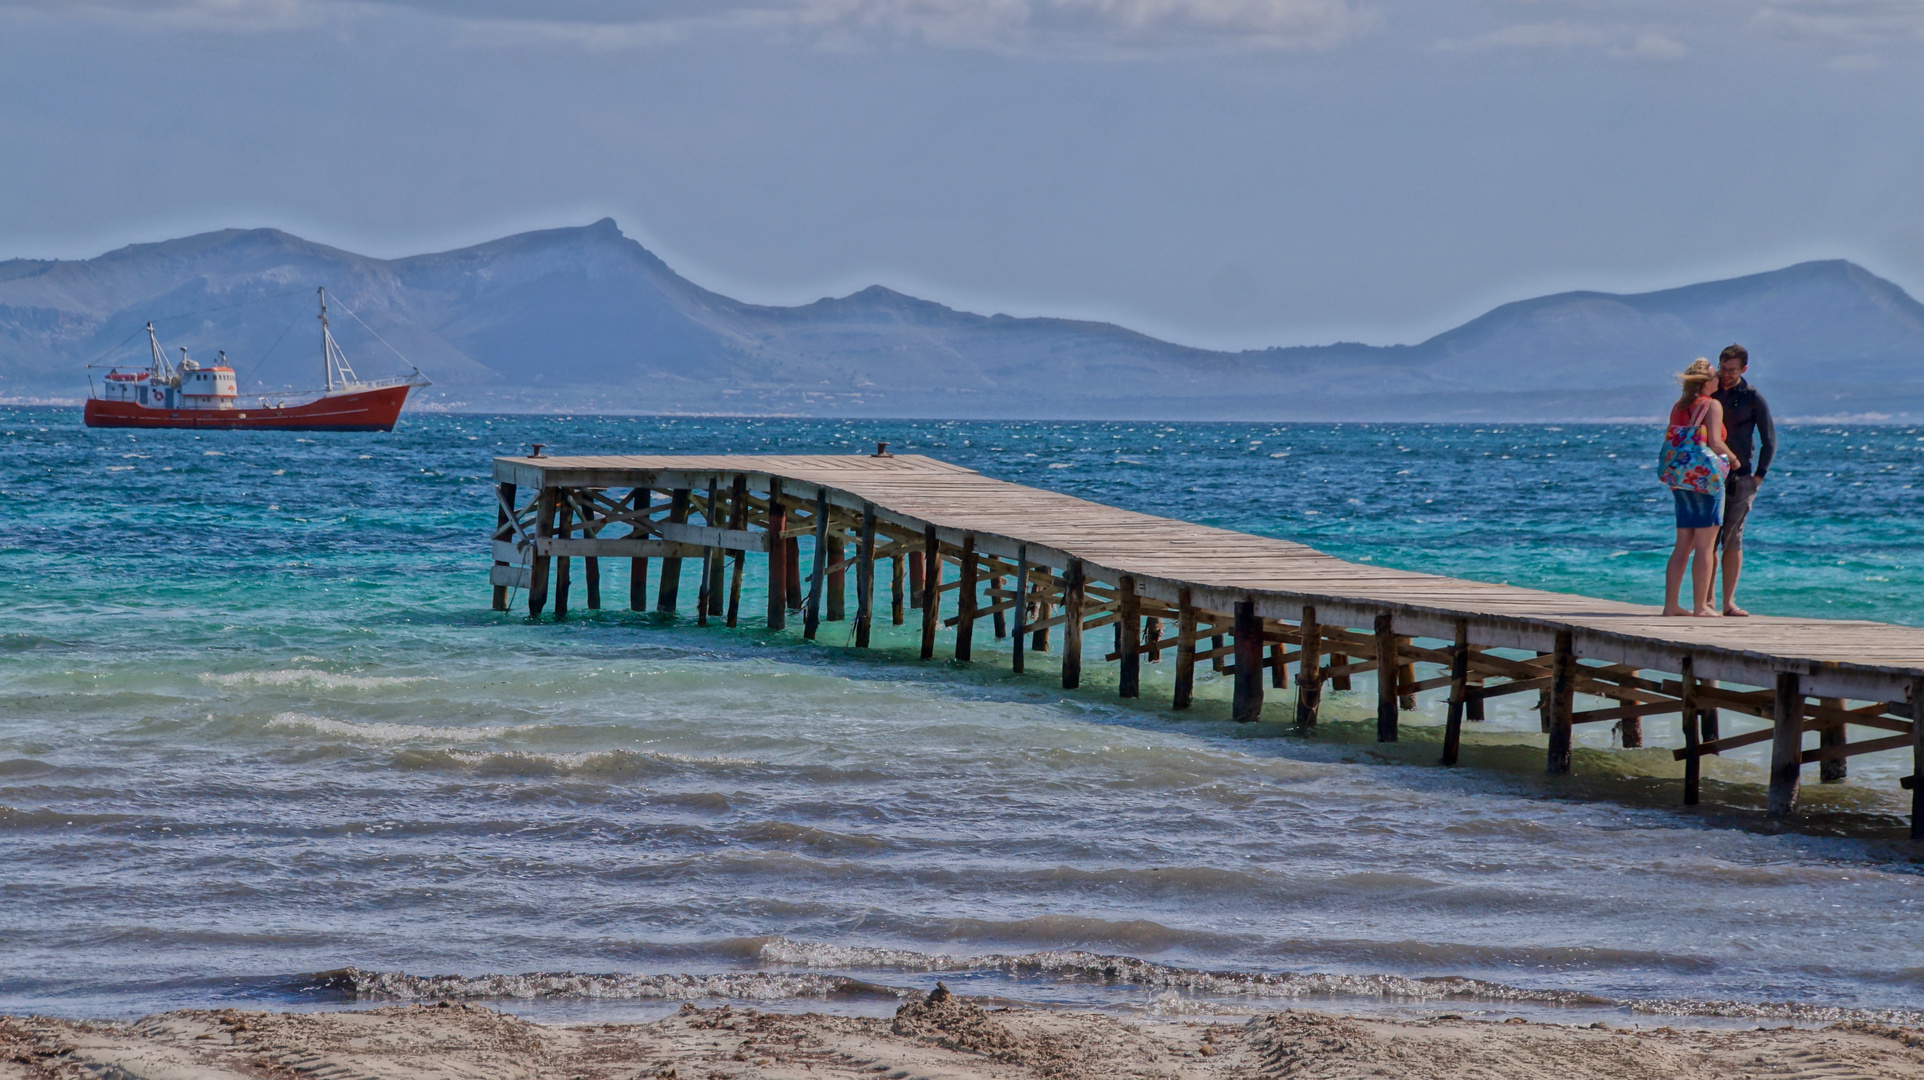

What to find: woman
left=1661, top=358, right=1735, bottom=617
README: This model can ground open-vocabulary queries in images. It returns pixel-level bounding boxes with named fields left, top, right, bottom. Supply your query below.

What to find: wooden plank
left=489, top=563, right=530, bottom=590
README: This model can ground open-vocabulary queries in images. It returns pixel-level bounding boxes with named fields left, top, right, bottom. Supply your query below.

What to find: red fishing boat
left=84, top=288, right=428, bottom=431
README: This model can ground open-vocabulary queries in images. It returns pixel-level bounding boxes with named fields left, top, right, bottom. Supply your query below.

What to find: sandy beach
left=6, top=986, right=1922, bottom=1080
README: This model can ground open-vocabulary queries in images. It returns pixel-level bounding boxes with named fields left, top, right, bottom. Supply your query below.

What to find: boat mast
left=319, top=287, right=334, bottom=393
left=146, top=322, right=175, bottom=381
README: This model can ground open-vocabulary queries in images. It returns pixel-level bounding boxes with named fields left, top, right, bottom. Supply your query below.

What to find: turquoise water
left=4, top=407, right=1924, bottom=1023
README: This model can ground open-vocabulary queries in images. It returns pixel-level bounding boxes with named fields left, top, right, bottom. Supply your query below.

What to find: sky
left=1, top=0, right=1921, bottom=350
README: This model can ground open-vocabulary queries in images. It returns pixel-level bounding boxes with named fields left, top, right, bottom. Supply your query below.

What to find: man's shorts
left=1720, top=475, right=1761, bottom=549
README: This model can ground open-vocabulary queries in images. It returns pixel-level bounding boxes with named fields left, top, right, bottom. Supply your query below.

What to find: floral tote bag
left=1658, top=399, right=1729, bottom=494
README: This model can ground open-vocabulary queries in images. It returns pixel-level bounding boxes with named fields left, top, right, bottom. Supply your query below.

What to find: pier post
left=955, top=536, right=978, bottom=662
left=855, top=504, right=876, bottom=648
left=1818, top=697, right=1847, bottom=782
left=1768, top=672, right=1804, bottom=817
left=805, top=491, right=829, bottom=640
left=992, top=571, right=1008, bottom=640
left=1701, top=690, right=1721, bottom=752
left=1062, top=560, right=1085, bottom=689
left=1269, top=622, right=1287, bottom=690
left=1442, top=619, right=1469, bottom=765
left=1145, top=617, right=1163, bottom=663
left=1680, top=657, right=1701, bottom=805
left=1467, top=670, right=1485, bottom=722
left=582, top=498, right=601, bottom=611
left=909, top=551, right=924, bottom=610
left=706, top=479, right=725, bottom=619
left=785, top=536, right=802, bottom=611
left=657, top=488, right=690, bottom=613
left=631, top=490, right=651, bottom=613
left=1911, top=676, right=1924, bottom=840
left=1011, top=547, right=1029, bottom=674
left=890, top=546, right=905, bottom=625
left=1546, top=630, right=1575, bottom=774
left=1031, top=579, right=1051, bottom=654
left=528, top=486, right=555, bottom=618
left=725, top=476, right=747, bottom=627
left=1232, top=599, right=1263, bottom=723
left=765, top=480, right=787, bottom=630
left=1172, top=589, right=1196, bottom=710
left=1330, top=645, right=1351, bottom=692
left=1295, top=606, right=1322, bottom=729
left=1118, top=575, right=1140, bottom=698
left=1398, top=649, right=1417, bottom=711
left=1374, top=614, right=1397, bottom=742
left=827, top=534, right=847, bottom=622
left=553, top=495, right=571, bottom=619
left=919, top=525, right=941, bottom=660
left=492, top=481, right=515, bottom=611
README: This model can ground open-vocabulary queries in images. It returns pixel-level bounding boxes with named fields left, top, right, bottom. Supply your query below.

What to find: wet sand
left=5, top=986, right=1922, bottom=1080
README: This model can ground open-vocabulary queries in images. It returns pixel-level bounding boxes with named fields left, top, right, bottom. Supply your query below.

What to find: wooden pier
left=490, top=451, right=1924, bottom=834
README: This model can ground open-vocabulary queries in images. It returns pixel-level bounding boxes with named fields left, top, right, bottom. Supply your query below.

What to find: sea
left=4, top=407, right=1924, bottom=1027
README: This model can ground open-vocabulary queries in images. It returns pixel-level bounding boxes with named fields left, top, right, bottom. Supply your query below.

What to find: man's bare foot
left=1693, top=607, right=1723, bottom=617
left=1664, top=606, right=1688, bottom=617
left=1724, top=605, right=1750, bottom=617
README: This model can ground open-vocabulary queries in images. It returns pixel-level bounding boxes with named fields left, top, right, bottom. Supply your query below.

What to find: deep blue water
left=3, top=408, right=1923, bottom=1024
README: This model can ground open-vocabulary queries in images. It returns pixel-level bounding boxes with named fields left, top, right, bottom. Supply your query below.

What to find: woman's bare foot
left=1693, top=607, right=1723, bottom=617
left=1664, top=606, right=1688, bottom=617
left=1724, top=605, right=1750, bottom=617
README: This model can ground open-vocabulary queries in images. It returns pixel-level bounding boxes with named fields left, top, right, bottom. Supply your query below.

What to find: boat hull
left=83, top=384, right=414, bottom=431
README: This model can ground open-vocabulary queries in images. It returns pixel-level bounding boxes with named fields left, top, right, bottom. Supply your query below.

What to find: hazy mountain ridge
left=2, top=219, right=1920, bottom=419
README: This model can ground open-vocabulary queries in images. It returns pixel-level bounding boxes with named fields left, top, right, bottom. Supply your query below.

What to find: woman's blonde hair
left=1676, top=357, right=1716, bottom=412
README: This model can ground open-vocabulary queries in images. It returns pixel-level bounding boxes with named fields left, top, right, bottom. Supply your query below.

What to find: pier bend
left=490, top=451, right=1924, bottom=835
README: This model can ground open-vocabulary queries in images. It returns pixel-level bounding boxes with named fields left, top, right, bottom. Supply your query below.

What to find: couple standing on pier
left=1661, top=343, right=1776, bottom=617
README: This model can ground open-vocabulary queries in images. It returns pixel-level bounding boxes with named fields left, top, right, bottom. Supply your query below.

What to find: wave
left=204, top=669, right=437, bottom=691
left=305, top=967, right=909, bottom=1002
left=264, top=712, right=509, bottom=744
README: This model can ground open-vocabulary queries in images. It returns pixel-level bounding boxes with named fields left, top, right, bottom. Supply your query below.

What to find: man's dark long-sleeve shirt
left=1713, top=377, right=1775, bottom=478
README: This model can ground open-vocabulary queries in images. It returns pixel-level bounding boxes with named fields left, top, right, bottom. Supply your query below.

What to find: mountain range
left=3, top=218, right=1921, bottom=420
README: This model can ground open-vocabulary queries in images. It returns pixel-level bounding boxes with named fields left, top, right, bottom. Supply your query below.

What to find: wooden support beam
left=890, top=545, right=905, bottom=626
left=581, top=497, right=601, bottom=611
left=1546, top=630, right=1575, bottom=774
left=992, top=572, right=1008, bottom=640
left=826, top=532, right=847, bottom=623
left=1173, top=588, right=1196, bottom=711
left=656, top=488, right=689, bottom=613
left=1818, top=696, right=1847, bottom=782
left=1442, top=619, right=1469, bottom=766
left=1295, top=606, right=1323, bottom=729
left=920, top=525, right=941, bottom=661
left=1144, top=616, right=1163, bottom=663
left=1118, top=575, right=1141, bottom=698
left=1062, top=560, right=1085, bottom=690
left=528, top=486, right=555, bottom=618
left=1031, top=574, right=1052, bottom=654
left=1012, top=546, right=1029, bottom=675
left=1680, top=658, right=1701, bottom=806
left=705, top=479, right=725, bottom=619
left=955, top=535, right=978, bottom=662
left=1233, top=599, right=1263, bottom=723
left=855, top=503, right=876, bottom=648
left=492, top=480, right=515, bottom=611
left=784, top=536, right=802, bottom=611
left=804, top=490, right=829, bottom=641
left=765, top=479, right=786, bottom=631
left=1397, top=649, right=1417, bottom=711
left=1374, top=613, right=1397, bottom=742
left=726, top=475, right=747, bottom=627
left=1330, top=643, right=1352, bottom=692
left=909, top=550, right=925, bottom=610
left=1768, top=672, right=1803, bottom=818
left=553, top=494, right=571, bottom=619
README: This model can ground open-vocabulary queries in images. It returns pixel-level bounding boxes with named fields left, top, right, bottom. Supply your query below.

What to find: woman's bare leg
left=1690, top=527, right=1722, bottom=616
left=1664, top=528, right=1693, bottom=616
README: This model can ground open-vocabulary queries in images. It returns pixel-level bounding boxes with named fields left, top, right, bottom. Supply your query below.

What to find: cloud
left=1434, top=18, right=1689, bottom=60
left=1751, top=0, right=1924, bottom=44
left=0, top=0, right=1381, bottom=53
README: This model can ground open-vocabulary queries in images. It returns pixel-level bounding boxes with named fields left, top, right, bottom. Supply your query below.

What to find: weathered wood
left=1701, top=691, right=1721, bottom=753
left=1466, top=669, right=1485, bottom=721
left=1442, top=619, right=1469, bottom=765
left=956, top=535, right=979, bottom=662
left=1546, top=630, right=1575, bottom=774
left=1118, top=575, right=1141, bottom=698
left=805, top=491, right=830, bottom=641
left=1818, top=696, right=1847, bottom=782
left=992, top=573, right=1008, bottom=639
left=726, top=476, right=748, bottom=627
left=1768, top=672, right=1804, bottom=818
left=1295, top=606, right=1322, bottom=729
left=1912, top=676, right=1924, bottom=840
left=784, top=535, right=802, bottom=611
left=890, top=547, right=905, bottom=626
left=1173, top=588, right=1197, bottom=710
left=705, top=479, right=725, bottom=618
left=492, top=480, right=516, bottom=610
left=1681, top=657, right=1701, bottom=806
left=765, top=479, right=786, bottom=630
left=1232, top=600, right=1264, bottom=723
left=553, top=494, right=572, bottom=619
left=1012, top=546, right=1030, bottom=674
left=527, top=486, right=555, bottom=617
left=1269, top=628, right=1288, bottom=690
left=920, top=525, right=941, bottom=661
left=655, top=489, right=689, bottom=613
left=1032, top=580, right=1052, bottom=654
left=856, top=504, right=876, bottom=648
left=827, top=531, right=847, bottom=623
left=1212, top=633, right=1225, bottom=673
left=1397, top=653, right=1417, bottom=712
left=1062, top=560, right=1086, bottom=690
left=1330, top=647, right=1351, bottom=692
left=908, top=550, right=925, bottom=610
left=1374, top=613, right=1397, bottom=742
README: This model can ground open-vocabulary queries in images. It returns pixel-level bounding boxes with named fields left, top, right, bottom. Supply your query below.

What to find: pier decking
left=490, top=452, right=1924, bottom=833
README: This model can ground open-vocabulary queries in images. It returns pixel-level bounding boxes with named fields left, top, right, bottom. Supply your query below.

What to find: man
left=1711, top=343, right=1775, bottom=616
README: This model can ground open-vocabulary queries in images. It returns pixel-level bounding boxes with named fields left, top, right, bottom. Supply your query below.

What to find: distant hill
left=3, top=219, right=1921, bottom=419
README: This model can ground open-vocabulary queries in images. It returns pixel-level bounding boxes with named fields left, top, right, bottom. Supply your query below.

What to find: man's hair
left=1718, top=343, right=1748, bottom=367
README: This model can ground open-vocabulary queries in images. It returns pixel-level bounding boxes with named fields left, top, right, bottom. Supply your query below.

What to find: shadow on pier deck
left=489, top=451, right=1924, bottom=834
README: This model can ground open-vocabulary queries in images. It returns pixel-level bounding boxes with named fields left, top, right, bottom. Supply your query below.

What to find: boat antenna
left=317, top=286, right=361, bottom=391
